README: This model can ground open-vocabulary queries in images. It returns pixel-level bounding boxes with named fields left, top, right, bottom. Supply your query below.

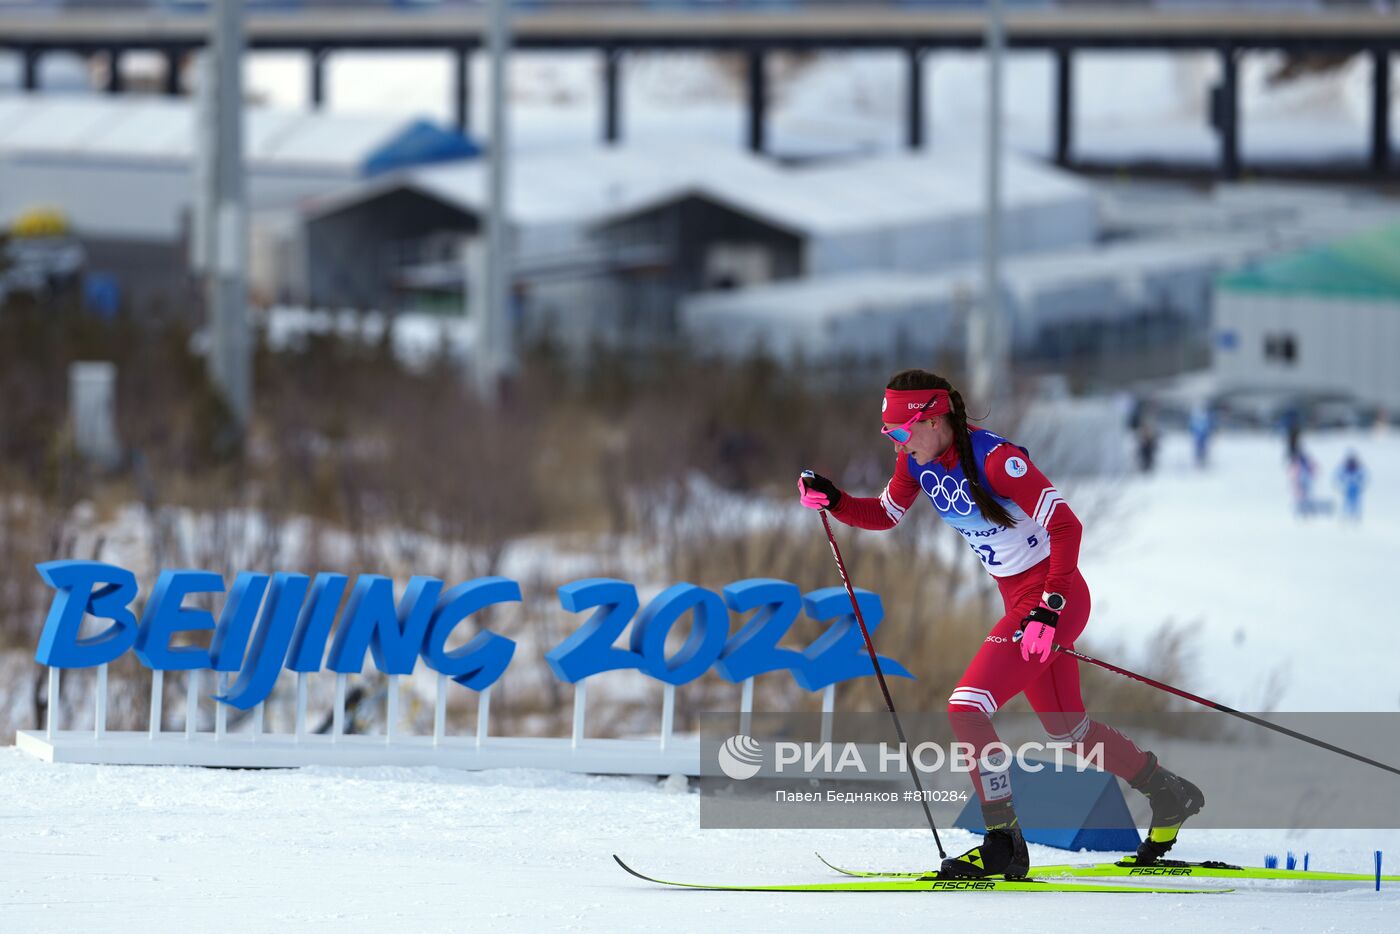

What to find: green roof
left=1219, top=222, right=1400, bottom=301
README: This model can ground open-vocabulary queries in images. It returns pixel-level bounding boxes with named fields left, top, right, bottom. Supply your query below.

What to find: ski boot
left=1129, top=752, right=1205, bottom=864
left=940, top=799, right=1030, bottom=880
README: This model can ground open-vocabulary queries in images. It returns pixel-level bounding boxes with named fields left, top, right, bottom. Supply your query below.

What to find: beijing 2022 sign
left=33, top=561, right=912, bottom=708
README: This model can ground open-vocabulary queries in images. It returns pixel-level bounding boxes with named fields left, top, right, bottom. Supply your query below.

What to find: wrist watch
left=1041, top=592, right=1066, bottom=612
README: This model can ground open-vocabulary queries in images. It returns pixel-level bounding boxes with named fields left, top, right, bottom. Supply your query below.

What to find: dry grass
left=0, top=300, right=1213, bottom=744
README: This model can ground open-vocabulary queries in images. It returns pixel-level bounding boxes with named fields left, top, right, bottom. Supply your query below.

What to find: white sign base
left=16, top=729, right=701, bottom=775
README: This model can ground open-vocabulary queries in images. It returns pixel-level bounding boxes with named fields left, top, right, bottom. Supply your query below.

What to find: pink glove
left=799, top=479, right=828, bottom=509
left=1016, top=598, right=1062, bottom=663
left=798, top=471, right=841, bottom=511
left=1018, top=620, right=1056, bottom=662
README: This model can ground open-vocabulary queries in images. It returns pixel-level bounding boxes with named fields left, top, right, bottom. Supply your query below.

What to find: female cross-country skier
left=797, top=368, right=1204, bottom=880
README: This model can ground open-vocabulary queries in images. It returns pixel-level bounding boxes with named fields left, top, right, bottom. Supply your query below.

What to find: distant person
left=1288, top=448, right=1321, bottom=517
left=1125, top=394, right=1144, bottom=435
left=1189, top=402, right=1214, bottom=469
left=1336, top=451, right=1367, bottom=522
left=1280, top=405, right=1302, bottom=460
left=1135, top=404, right=1160, bottom=474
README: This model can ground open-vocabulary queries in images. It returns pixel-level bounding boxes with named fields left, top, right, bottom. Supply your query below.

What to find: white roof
left=594, top=144, right=1091, bottom=236
left=1001, top=233, right=1263, bottom=293
left=686, top=270, right=955, bottom=325
left=0, top=93, right=432, bottom=173
left=308, top=141, right=779, bottom=226
left=305, top=140, right=1094, bottom=235
left=739, top=146, right=1089, bottom=235
left=684, top=233, right=1265, bottom=324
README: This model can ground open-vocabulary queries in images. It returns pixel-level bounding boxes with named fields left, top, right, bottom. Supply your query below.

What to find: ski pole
left=1057, top=645, right=1400, bottom=779
left=803, top=470, right=947, bottom=859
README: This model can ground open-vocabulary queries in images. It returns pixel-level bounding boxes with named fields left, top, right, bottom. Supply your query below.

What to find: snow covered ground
left=1081, top=427, right=1400, bottom=713
left=4, top=427, right=1400, bottom=931
left=3, top=749, right=1399, bottom=933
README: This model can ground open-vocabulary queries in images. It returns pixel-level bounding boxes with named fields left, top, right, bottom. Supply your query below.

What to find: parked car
left=1209, top=387, right=1379, bottom=431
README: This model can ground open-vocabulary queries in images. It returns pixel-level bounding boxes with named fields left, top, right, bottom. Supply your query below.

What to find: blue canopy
left=362, top=120, right=480, bottom=177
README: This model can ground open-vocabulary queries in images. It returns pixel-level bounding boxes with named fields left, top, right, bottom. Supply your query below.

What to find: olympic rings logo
left=919, top=471, right=974, bottom=515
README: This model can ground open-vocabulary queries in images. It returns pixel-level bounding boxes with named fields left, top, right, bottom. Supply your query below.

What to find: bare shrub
left=0, top=496, right=70, bottom=741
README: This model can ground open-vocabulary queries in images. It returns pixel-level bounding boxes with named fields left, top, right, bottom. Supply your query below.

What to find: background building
left=1214, top=222, right=1400, bottom=413
left=0, top=94, right=476, bottom=309
left=682, top=233, right=1266, bottom=381
left=302, top=141, right=1096, bottom=353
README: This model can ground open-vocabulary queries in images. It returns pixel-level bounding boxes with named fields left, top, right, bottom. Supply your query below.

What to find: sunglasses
left=881, top=410, right=926, bottom=444
left=881, top=390, right=945, bottom=444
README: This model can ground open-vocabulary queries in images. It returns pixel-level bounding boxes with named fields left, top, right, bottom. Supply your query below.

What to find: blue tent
left=362, top=120, right=480, bottom=177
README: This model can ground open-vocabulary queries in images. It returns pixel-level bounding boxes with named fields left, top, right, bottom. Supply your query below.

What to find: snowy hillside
left=241, top=48, right=1390, bottom=162
left=0, top=29, right=1386, bottom=163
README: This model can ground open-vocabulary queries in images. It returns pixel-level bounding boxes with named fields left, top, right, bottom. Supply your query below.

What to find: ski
left=614, top=856, right=1227, bottom=894
left=815, top=851, right=1400, bottom=883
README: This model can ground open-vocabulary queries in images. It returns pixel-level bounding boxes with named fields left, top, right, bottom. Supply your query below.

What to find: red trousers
left=947, top=562, right=1148, bottom=806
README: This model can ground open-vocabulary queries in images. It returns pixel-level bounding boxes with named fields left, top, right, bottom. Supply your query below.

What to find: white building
left=0, top=94, right=475, bottom=306
left=682, top=233, right=1267, bottom=373
left=301, top=140, right=1097, bottom=351
left=1213, top=223, right=1400, bottom=411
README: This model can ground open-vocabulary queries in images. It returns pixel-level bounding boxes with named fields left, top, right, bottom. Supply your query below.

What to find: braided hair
left=886, top=368, right=1015, bottom=529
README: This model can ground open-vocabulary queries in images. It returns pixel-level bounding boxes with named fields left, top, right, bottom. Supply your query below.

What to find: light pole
left=477, top=0, right=515, bottom=400
left=969, top=0, right=1007, bottom=407
left=204, top=0, right=251, bottom=434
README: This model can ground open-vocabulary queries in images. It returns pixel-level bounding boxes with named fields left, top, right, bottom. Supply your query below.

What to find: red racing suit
left=829, top=428, right=1148, bottom=807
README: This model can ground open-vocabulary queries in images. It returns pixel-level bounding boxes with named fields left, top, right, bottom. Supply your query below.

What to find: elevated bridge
left=5, top=2, right=1400, bottom=177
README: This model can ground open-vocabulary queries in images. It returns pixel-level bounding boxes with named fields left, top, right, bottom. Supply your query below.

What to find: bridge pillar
left=164, top=49, right=183, bottom=96
left=906, top=46, right=926, bottom=150
left=454, top=46, right=471, bottom=133
left=105, top=48, right=124, bottom=95
left=310, top=48, right=328, bottom=109
left=1373, top=49, right=1391, bottom=174
left=603, top=47, right=622, bottom=145
left=1054, top=47, right=1074, bottom=167
left=747, top=49, right=767, bottom=154
left=1216, top=46, right=1239, bottom=181
left=22, top=48, right=42, bottom=92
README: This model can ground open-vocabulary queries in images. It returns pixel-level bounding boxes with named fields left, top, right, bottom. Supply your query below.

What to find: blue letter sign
left=35, top=562, right=913, bottom=706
